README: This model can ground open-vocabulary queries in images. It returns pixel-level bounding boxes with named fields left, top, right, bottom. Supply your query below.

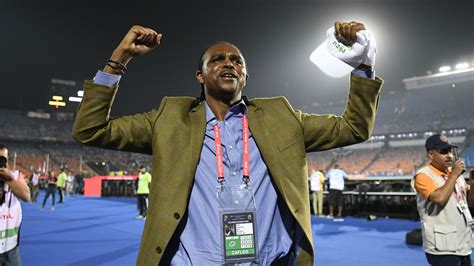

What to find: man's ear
left=195, top=70, right=204, bottom=84
left=428, top=150, right=434, bottom=160
left=245, top=73, right=249, bottom=81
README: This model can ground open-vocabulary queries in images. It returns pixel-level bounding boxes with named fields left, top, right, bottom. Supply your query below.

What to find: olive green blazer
left=72, top=74, right=383, bottom=265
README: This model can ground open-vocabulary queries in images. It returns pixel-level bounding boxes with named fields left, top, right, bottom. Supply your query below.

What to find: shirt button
left=173, top=212, right=180, bottom=220
left=156, top=246, right=162, bottom=254
left=225, top=122, right=228, bottom=125
left=232, top=172, right=237, bottom=176
left=229, top=145, right=233, bottom=149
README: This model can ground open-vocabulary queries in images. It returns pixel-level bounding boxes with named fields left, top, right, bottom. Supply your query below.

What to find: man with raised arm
left=73, top=22, right=383, bottom=265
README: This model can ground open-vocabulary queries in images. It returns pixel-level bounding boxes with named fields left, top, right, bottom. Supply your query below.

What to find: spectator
left=74, top=172, right=84, bottom=195
left=327, top=164, right=348, bottom=221
left=0, top=144, right=30, bottom=265
left=57, top=168, right=67, bottom=203
left=309, top=169, right=325, bottom=216
left=468, top=170, right=474, bottom=215
left=30, top=170, right=40, bottom=203
left=41, top=171, right=57, bottom=210
left=136, top=166, right=152, bottom=219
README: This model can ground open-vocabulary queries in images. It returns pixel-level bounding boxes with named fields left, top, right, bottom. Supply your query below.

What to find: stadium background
left=0, top=0, right=473, bottom=265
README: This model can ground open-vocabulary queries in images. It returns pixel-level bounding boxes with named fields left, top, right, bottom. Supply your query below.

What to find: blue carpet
left=21, top=194, right=142, bottom=266
left=312, top=216, right=427, bottom=265
left=19, top=193, right=472, bottom=265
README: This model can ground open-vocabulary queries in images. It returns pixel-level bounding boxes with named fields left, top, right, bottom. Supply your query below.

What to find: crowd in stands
left=307, top=146, right=427, bottom=177
left=365, top=146, right=426, bottom=176
left=2, top=140, right=151, bottom=179
left=1, top=81, right=473, bottom=180
left=303, top=82, right=474, bottom=135
left=1, top=126, right=471, bottom=179
left=0, top=109, right=75, bottom=142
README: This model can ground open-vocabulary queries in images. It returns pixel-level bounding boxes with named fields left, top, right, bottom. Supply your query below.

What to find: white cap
left=310, top=26, right=376, bottom=78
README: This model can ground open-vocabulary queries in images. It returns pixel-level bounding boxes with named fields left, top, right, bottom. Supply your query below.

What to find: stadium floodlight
left=48, top=95, right=66, bottom=109
left=69, top=96, right=82, bottom=103
left=455, top=62, right=469, bottom=70
left=48, top=101, right=66, bottom=107
left=439, top=66, right=451, bottom=72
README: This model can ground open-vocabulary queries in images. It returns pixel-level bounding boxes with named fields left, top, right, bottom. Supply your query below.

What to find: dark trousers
left=57, top=187, right=64, bottom=203
left=0, top=246, right=21, bottom=266
left=31, top=185, right=39, bottom=203
left=137, top=194, right=149, bottom=217
left=426, top=253, right=472, bottom=266
left=42, top=185, right=56, bottom=208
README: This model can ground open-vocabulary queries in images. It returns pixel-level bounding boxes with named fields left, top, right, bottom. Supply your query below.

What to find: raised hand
left=334, top=21, right=366, bottom=45
left=332, top=21, right=375, bottom=69
left=105, top=25, right=162, bottom=74
left=451, top=159, right=466, bottom=178
left=0, top=168, right=14, bottom=182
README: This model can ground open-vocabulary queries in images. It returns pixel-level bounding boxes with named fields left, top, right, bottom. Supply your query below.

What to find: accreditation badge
left=217, top=185, right=258, bottom=264
left=458, top=201, right=474, bottom=225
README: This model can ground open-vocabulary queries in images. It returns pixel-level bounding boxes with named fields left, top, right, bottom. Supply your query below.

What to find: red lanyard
left=213, top=116, right=250, bottom=185
left=441, top=175, right=465, bottom=203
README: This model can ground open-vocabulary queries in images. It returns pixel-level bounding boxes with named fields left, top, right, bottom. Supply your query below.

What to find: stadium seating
left=0, top=80, right=472, bottom=178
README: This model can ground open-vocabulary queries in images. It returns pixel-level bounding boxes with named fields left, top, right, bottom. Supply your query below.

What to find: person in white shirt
left=326, top=164, right=347, bottom=220
left=309, top=169, right=325, bottom=216
left=31, top=170, right=40, bottom=203
left=0, top=144, right=31, bottom=265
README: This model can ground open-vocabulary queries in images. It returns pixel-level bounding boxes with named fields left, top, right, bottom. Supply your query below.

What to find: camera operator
left=412, top=134, right=471, bottom=266
left=0, top=144, right=30, bottom=265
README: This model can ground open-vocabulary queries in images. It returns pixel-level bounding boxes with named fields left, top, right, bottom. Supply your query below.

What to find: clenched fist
left=118, top=26, right=162, bottom=58
left=334, top=21, right=366, bottom=45
left=328, top=21, right=376, bottom=69
left=105, top=25, right=162, bottom=74
left=451, top=159, right=466, bottom=178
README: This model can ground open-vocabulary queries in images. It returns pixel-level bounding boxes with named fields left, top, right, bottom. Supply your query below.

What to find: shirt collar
left=205, top=99, right=248, bottom=124
left=428, top=164, right=450, bottom=177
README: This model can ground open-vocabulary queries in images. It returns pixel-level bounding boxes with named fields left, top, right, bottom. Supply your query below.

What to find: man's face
left=428, top=148, right=454, bottom=172
left=196, top=43, right=248, bottom=100
left=0, top=149, right=7, bottom=159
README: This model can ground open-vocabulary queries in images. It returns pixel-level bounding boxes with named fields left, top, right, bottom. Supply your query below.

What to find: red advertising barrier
left=83, top=175, right=138, bottom=197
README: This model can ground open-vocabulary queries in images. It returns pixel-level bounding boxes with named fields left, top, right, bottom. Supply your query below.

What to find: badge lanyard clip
left=218, top=178, right=225, bottom=191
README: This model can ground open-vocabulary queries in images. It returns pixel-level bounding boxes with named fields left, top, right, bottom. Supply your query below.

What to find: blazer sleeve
left=294, top=74, right=383, bottom=152
left=72, top=81, right=165, bottom=154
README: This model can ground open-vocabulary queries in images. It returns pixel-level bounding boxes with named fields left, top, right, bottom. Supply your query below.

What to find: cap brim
left=310, top=40, right=353, bottom=78
left=428, top=143, right=459, bottom=150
